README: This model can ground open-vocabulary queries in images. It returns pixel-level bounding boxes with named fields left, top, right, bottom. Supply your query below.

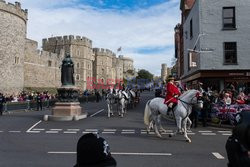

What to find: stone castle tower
left=42, top=35, right=94, bottom=90
left=0, top=1, right=28, bottom=94
left=93, top=48, right=116, bottom=84
left=93, top=48, right=136, bottom=87
left=161, top=64, right=168, bottom=82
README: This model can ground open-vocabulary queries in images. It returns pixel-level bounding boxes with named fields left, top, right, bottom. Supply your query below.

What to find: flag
left=117, top=47, right=122, bottom=52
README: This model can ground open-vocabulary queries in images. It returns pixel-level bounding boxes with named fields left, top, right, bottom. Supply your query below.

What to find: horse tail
left=144, top=100, right=151, bottom=126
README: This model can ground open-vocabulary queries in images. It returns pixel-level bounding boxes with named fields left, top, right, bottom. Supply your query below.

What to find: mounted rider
left=164, top=75, right=181, bottom=114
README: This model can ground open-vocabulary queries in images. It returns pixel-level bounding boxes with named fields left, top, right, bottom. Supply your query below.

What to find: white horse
left=126, top=89, right=136, bottom=109
left=106, top=90, right=116, bottom=118
left=117, top=90, right=129, bottom=117
left=144, top=89, right=202, bottom=142
left=106, top=89, right=128, bottom=118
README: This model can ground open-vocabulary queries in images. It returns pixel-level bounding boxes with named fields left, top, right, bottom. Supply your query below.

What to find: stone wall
left=0, top=1, right=27, bottom=94
left=24, top=39, right=63, bottom=90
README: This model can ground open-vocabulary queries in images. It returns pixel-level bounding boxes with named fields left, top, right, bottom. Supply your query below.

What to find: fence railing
left=3, top=95, right=97, bottom=113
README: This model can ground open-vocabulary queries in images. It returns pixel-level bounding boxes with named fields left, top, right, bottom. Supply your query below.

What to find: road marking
left=141, top=132, right=147, bottom=134
left=122, top=129, right=135, bottom=132
left=50, top=129, right=62, bottom=131
left=199, top=130, right=212, bottom=133
left=33, top=128, right=45, bottom=131
left=121, top=131, right=135, bottom=134
left=187, top=133, right=195, bottom=135
left=46, top=131, right=59, bottom=133
left=161, top=132, right=172, bottom=135
left=212, top=152, right=225, bottom=159
left=102, top=131, right=115, bottom=134
left=222, top=133, right=232, bottom=136
left=218, top=131, right=231, bottom=133
left=82, top=131, right=98, bottom=134
left=26, top=131, right=40, bottom=133
left=47, top=152, right=172, bottom=156
left=26, top=120, right=42, bottom=132
left=90, top=109, right=104, bottom=117
left=67, top=129, right=80, bottom=131
left=202, top=133, right=216, bottom=135
left=64, top=131, right=77, bottom=134
left=85, top=129, right=98, bottom=132
left=0, top=131, right=3, bottom=133
left=9, top=131, right=21, bottom=133
left=103, top=129, right=116, bottom=131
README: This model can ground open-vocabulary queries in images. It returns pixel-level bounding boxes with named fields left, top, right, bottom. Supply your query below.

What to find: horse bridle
left=177, top=92, right=202, bottom=115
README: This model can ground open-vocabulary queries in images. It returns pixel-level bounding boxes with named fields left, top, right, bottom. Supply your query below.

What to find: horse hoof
left=169, top=134, right=172, bottom=138
left=186, top=139, right=191, bottom=143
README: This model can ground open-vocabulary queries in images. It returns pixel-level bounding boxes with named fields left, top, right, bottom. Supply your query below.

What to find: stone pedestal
left=44, top=86, right=87, bottom=121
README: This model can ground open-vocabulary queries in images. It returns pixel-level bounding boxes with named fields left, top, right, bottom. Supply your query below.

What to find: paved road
left=0, top=91, right=230, bottom=167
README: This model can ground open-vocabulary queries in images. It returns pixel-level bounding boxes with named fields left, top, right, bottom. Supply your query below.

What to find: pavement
left=0, top=91, right=231, bottom=167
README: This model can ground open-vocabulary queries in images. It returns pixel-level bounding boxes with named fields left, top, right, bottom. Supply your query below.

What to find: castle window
left=48, top=60, right=52, bottom=67
left=88, top=64, right=90, bottom=69
left=78, top=50, right=80, bottom=56
left=77, top=62, right=80, bottom=68
left=76, top=74, right=80, bottom=81
left=14, top=57, right=19, bottom=64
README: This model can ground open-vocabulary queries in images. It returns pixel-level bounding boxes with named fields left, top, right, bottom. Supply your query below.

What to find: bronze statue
left=61, top=53, right=75, bottom=86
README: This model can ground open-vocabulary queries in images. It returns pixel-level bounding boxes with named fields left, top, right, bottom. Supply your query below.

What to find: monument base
left=44, top=102, right=87, bottom=121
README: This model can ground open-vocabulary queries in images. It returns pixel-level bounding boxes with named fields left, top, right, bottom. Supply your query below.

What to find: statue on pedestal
left=57, top=53, right=79, bottom=102
left=61, top=53, right=75, bottom=86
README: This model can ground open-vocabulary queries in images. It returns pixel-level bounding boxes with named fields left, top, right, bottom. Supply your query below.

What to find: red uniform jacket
left=164, top=82, right=181, bottom=105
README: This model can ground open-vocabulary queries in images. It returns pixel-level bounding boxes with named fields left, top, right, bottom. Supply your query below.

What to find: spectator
left=224, top=93, right=232, bottom=106
left=74, top=133, right=116, bottom=167
left=236, top=91, right=247, bottom=104
left=95, top=90, right=100, bottom=103
left=201, top=93, right=210, bottom=127
left=0, top=93, right=6, bottom=116
left=36, top=92, right=43, bottom=111
left=83, top=89, right=89, bottom=103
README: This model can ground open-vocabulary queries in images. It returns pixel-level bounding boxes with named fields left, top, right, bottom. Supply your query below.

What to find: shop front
left=181, top=70, right=250, bottom=93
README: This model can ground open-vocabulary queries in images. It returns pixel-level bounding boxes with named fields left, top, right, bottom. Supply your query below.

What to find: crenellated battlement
left=42, top=35, right=92, bottom=48
left=0, top=1, right=28, bottom=22
left=93, top=48, right=116, bottom=57
left=118, top=55, right=133, bottom=62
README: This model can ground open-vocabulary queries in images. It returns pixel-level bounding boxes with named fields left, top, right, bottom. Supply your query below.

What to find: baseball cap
left=74, top=133, right=116, bottom=167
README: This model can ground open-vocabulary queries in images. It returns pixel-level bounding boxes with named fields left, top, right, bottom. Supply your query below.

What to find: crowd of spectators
left=2, top=91, right=57, bottom=103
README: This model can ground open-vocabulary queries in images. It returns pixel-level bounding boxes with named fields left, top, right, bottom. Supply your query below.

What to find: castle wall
left=0, top=1, right=28, bottom=94
left=24, top=39, right=62, bottom=90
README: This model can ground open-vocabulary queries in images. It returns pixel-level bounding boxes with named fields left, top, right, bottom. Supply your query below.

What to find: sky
left=8, top=0, right=180, bottom=76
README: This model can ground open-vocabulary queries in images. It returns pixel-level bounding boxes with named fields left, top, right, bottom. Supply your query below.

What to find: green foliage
left=136, top=69, right=153, bottom=80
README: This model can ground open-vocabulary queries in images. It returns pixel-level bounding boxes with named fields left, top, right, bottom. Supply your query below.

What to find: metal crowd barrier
left=3, top=96, right=97, bottom=113
left=3, top=100, right=57, bottom=113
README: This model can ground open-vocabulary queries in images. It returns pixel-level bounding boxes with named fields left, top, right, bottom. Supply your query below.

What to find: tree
left=136, top=69, right=154, bottom=80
